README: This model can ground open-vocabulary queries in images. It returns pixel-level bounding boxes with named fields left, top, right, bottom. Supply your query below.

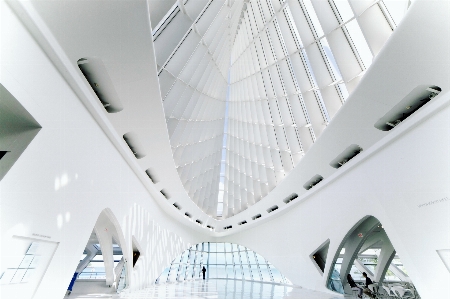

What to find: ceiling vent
left=206, top=225, right=214, bottom=230
left=283, top=193, right=298, bottom=203
left=145, top=168, right=159, bottom=183
left=123, top=132, right=146, bottom=159
left=160, top=189, right=170, bottom=199
left=184, top=212, right=192, bottom=218
left=196, top=219, right=203, bottom=225
left=238, top=220, right=247, bottom=225
left=224, top=225, right=232, bottom=230
left=77, top=57, right=123, bottom=113
left=252, top=214, right=261, bottom=220
left=267, top=205, right=279, bottom=213
left=375, top=85, right=441, bottom=131
left=330, top=144, right=363, bottom=169
left=173, top=203, right=181, bottom=210
left=303, top=175, right=324, bottom=191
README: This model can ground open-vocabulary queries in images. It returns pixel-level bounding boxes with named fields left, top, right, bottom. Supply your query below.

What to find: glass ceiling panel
left=154, top=0, right=410, bottom=219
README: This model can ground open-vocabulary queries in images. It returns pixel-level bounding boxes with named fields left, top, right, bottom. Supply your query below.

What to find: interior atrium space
left=0, top=0, right=449, bottom=298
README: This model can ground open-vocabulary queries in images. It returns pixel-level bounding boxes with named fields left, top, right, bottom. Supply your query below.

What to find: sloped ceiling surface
left=155, top=0, right=409, bottom=218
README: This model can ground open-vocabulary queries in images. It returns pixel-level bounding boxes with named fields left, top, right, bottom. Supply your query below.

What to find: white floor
left=65, top=279, right=345, bottom=299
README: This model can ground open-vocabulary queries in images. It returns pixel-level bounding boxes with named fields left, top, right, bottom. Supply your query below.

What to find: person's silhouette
left=202, top=266, right=206, bottom=280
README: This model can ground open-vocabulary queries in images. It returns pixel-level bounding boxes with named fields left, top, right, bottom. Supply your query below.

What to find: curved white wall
left=1, top=1, right=450, bottom=299
left=0, top=2, right=208, bottom=298
left=221, top=69, right=450, bottom=297
left=219, top=1, right=450, bottom=298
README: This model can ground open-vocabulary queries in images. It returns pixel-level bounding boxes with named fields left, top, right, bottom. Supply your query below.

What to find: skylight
left=156, top=0, right=410, bottom=218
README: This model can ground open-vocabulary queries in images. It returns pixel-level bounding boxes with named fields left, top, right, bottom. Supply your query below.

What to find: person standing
left=202, top=266, right=206, bottom=280
left=347, top=274, right=363, bottom=298
left=362, top=272, right=376, bottom=298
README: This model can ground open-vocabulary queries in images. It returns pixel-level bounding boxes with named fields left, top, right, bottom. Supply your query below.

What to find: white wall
left=0, top=2, right=208, bottom=299
left=221, top=90, right=450, bottom=298
left=1, top=1, right=450, bottom=299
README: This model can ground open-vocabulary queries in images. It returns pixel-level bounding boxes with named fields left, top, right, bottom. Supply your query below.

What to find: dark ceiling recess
left=145, top=168, right=159, bottom=183
left=0, top=151, right=9, bottom=160
left=77, top=57, right=124, bottom=113
left=303, top=175, right=323, bottom=191
left=283, top=193, right=298, bottom=203
left=123, top=132, right=146, bottom=159
left=374, top=85, right=441, bottom=131
left=329, top=144, right=363, bottom=169
left=133, top=250, right=140, bottom=267
left=267, top=205, right=278, bottom=213
left=252, top=214, right=261, bottom=220
left=160, top=189, right=170, bottom=199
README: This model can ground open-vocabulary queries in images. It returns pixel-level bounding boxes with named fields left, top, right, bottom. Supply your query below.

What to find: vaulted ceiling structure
left=154, top=0, right=409, bottom=219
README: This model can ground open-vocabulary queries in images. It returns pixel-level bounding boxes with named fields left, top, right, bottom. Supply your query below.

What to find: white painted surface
left=0, top=2, right=206, bottom=298
left=0, top=0, right=449, bottom=299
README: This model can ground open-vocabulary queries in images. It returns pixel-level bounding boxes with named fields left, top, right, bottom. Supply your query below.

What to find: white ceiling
left=11, top=0, right=443, bottom=236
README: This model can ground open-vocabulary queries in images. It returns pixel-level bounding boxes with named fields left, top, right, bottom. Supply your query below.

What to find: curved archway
left=156, top=242, right=291, bottom=285
left=68, top=208, right=130, bottom=295
left=326, top=216, right=420, bottom=298
left=93, top=208, right=129, bottom=287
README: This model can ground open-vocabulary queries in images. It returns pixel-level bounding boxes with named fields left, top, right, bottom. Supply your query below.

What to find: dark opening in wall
left=173, top=203, right=181, bottom=210
left=252, top=214, right=261, bottom=220
left=303, top=175, right=324, bottom=190
left=123, top=132, right=146, bottom=159
left=224, top=225, right=232, bottom=230
left=267, top=205, right=278, bottom=213
left=145, top=168, right=159, bottom=183
left=311, top=240, right=330, bottom=274
left=238, top=220, right=247, bottom=225
left=329, top=144, right=363, bottom=169
left=160, top=189, right=170, bottom=199
left=283, top=193, right=298, bottom=203
left=133, top=250, right=140, bottom=267
left=196, top=219, right=203, bottom=225
left=374, top=85, right=441, bottom=131
left=0, top=84, right=41, bottom=182
left=77, top=57, right=123, bottom=113
left=206, top=225, right=214, bottom=230
left=0, top=151, right=9, bottom=160
left=184, top=212, right=192, bottom=218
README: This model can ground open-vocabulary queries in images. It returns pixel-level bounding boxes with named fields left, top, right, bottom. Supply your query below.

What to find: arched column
left=339, top=216, right=379, bottom=283
left=374, top=236, right=395, bottom=283
left=94, top=225, right=114, bottom=286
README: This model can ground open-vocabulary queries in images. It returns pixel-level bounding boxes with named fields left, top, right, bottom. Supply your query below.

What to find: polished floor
left=65, top=279, right=345, bottom=299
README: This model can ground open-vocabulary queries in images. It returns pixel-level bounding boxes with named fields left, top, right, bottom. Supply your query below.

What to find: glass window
left=216, top=252, right=226, bottom=264
left=345, top=20, right=373, bottom=68
left=233, top=252, right=241, bottom=264
left=155, top=243, right=291, bottom=284
left=269, top=265, right=283, bottom=283
left=255, top=253, right=266, bottom=264
left=240, top=251, right=249, bottom=264
left=333, top=0, right=354, bottom=22
left=248, top=252, right=256, bottom=264
left=216, top=243, right=225, bottom=252
left=249, top=264, right=261, bottom=280
left=209, top=252, right=217, bottom=264
left=226, top=265, right=235, bottom=279
left=225, top=252, right=233, bottom=264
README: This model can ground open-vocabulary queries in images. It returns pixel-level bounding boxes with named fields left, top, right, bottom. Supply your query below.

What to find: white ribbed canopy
left=155, top=0, right=409, bottom=218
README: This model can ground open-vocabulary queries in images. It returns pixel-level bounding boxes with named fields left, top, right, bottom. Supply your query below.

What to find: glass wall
left=156, top=243, right=291, bottom=284
left=78, top=244, right=123, bottom=280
